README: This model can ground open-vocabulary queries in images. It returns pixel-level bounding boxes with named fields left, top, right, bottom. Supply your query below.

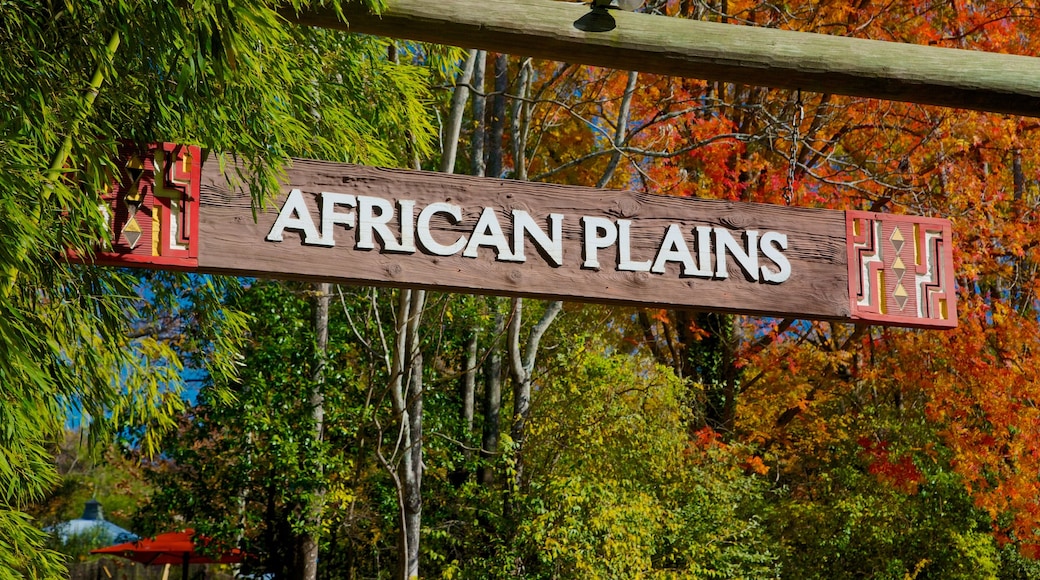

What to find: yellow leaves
left=903, top=558, right=932, bottom=580
left=519, top=476, right=666, bottom=577
left=325, top=482, right=356, bottom=506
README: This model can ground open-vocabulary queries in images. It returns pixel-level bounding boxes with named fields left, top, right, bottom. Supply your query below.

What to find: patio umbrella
left=91, top=529, right=243, bottom=580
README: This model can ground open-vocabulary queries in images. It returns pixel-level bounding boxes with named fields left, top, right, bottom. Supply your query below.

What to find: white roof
left=46, top=519, right=138, bottom=544
left=44, top=500, right=138, bottom=545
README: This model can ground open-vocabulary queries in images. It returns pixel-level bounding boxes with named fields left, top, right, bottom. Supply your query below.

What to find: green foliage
left=43, top=527, right=114, bottom=563
left=30, top=431, right=150, bottom=561
left=999, top=542, right=1040, bottom=580
left=139, top=281, right=384, bottom=576
left=770, top=458, right=998, bottom=579
left=435, top=328, right=780, bottom=579
left=747, top=360, right=1011, bottom=580
left=0, top=510, right=65, bottom=580
left=1, top=0, right=434, bottom=576
left=519, top=475, right=669, bottom=577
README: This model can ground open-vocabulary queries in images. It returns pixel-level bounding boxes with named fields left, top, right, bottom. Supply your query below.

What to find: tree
left=28, top=431, right=150, bottom=563
left=140, top=281, right=372, bottom=577
left=2, top=1, right=434, bottom=576
left=16, top=0, right=1040, bottom=577
left=420, top=1, right=1040, bottom=573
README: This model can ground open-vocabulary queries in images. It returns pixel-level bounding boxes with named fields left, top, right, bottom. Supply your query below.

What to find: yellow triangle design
left=890, top=227, right=904, bottom=254
left=122, top=217, right=142, bottom=249
left=126, top=155, right=144, bottom=183
left=893, top=284, right=909, bottom=310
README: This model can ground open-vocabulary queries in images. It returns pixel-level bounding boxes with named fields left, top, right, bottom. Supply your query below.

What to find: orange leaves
left=687, top=426, right=770, bottom=476
left=861, top=300, right=1040, bottom=553
left=508, top=0, right=1040, bottom=561
left=691, top=426, right=722, bottom=448
left=1022, top=543, right=1040, bottom=560
left=683, top=318, right=712, bottom=342
left=743, top=454, right=770, bottom=476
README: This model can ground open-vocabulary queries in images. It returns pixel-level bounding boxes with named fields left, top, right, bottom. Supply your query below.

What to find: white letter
left=714, top=228, right=759, bottom=281
left=464, top=207, right=514, bottom=259
left=316, top=192, right=356, bottom=247
left=759, top=231, right=791, bottom=283
left=617, top=219, right=652, bottom=272
left=266, top=189, right=321, bottom=245
left=582, top=216, right=617, bottom=269
left=398, top=200, right=417, bottom=253
left=512, top=211, right=563, bottom=266
left=417, top=202, right=467, bottom=256
left=652, top=225, right=707, bottom=276
left=357, top=195, right=407, bottom=252
left=694, top=226, right=713, bottom=275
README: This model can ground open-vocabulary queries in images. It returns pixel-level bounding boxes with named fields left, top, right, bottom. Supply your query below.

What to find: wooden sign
left=88, top=144, right=956, bottom=328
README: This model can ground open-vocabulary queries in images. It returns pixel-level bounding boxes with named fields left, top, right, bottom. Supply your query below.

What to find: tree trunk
left=470, top=50, right=487, bottom=177
left=401, top=340, right=424, bottom=580
left=510, top=59, right=531, bottom=181
left=463, top=330, right=478, bottom=441
left=441, top=49, right=478, bottom=174
left=682, top=311, right=739, bottom=435
left=507, top=299, right=563, bottom=495
left=479, top=300, right=505, bottom=486
left=386, top=288, right=426, bottom=580
left=596, top=70, right=638, bottom=188
left=298, top=282, right=329, bottom=580
left=486, top=53, right=508, bottom=179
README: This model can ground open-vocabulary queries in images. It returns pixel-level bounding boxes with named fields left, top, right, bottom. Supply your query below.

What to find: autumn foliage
left=501, top=0, right=1040, bottom=569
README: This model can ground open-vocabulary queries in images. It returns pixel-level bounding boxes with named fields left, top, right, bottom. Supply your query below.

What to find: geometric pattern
left=846, top=210, right=957, bottom=328
left=92, top=142, right=201, bottom=270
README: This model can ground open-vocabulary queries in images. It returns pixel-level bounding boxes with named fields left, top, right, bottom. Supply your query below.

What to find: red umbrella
left=92, top=529, right=243, bottom=580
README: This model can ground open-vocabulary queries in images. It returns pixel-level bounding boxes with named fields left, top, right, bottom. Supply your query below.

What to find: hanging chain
left=785, top=89, right=804, bottom=205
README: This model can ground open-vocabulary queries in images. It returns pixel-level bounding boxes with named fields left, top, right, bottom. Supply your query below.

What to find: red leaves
left=865, top=299, right=1040, bottom=554
left=519, top=0, right=1040, bottom=561
left=858, top=438, right=924, bottom=495
left=691, top=426, right=722, bottom=448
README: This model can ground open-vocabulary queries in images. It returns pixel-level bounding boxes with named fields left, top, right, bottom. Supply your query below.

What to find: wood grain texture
left=282, top=0, right=1040, bottom=117
left=198, top=159, right=851, bottom=320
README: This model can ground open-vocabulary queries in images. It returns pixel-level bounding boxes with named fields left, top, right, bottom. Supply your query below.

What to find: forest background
left=4, top=0, right=1040, bottom=578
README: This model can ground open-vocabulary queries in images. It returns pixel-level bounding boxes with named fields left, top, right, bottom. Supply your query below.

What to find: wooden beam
left=284, top=0, right=1040, bottom=117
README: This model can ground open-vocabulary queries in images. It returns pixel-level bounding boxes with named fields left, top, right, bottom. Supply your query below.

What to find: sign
left=90, top=144, right=956, bottom=328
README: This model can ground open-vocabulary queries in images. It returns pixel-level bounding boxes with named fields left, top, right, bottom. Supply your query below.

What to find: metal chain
left=786, top=89, right=804, bottom=205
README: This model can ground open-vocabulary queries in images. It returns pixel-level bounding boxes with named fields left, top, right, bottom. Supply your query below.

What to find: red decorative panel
left=847, top=211, right=956, bottom=328
left=92, top=142, right=201, bottom=270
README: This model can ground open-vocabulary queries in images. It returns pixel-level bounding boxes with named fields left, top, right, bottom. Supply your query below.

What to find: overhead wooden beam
left=284, top=0, right=1040, bottom=117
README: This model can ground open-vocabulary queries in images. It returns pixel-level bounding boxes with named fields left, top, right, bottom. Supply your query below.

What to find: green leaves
left=0, top=509, right=66, bottom=580
left=2, top=0, right=435, bottom=576
left=136, top=281, right=363, bottom=574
